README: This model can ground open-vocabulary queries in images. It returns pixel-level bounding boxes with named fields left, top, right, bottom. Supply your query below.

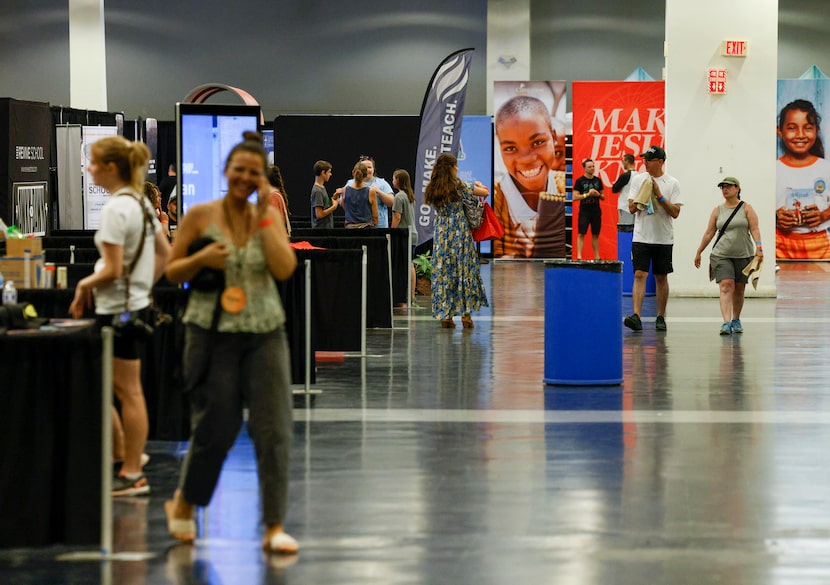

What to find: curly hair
left=267, top=165, right=288, bottom=198
left=143, top=181, right=161, bottom=207
left=424, top=154, right=462, bottom=209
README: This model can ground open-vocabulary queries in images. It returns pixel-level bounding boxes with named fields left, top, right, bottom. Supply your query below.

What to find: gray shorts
left=710, top=255, right=752, bottom=284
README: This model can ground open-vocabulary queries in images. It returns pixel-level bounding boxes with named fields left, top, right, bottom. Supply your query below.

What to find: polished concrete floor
left=4, top=261, right=830, bottom=584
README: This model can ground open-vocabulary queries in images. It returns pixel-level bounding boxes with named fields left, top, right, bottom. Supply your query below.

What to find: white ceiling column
left=69, top=0, right=107, bottom=110
left=487, top=0, right=531, bottom=115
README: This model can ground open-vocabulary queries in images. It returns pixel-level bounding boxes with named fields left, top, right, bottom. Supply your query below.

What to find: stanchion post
left=385, top=234, right=393, bottom=321
left=407, top=230, right=413, bottom=308
left=361, top=245, right=367, bottom=357
left=304, top=259, right=311, bottom=393
left=100, top=326, right=114, bottom=557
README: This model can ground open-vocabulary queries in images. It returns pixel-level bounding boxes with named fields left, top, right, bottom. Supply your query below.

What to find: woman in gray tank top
left=693, top=176, right=764, bottom=335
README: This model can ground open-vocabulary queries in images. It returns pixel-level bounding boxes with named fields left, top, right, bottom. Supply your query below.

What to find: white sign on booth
left=81, top=126, right=118, bottom=229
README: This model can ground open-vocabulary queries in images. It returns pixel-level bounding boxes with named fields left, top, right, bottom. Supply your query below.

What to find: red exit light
left=722, top=40, right=747, bottom=57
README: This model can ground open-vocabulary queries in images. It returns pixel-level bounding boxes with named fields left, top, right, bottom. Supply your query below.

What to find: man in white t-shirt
left=344, top=156, right=394, bottom=228
left=624, top=145, right=683, bottom=332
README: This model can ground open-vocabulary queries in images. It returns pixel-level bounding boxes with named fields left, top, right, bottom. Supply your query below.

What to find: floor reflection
left=5, top=262, right=830, bottom=584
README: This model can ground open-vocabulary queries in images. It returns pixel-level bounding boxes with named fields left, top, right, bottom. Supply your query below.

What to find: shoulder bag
left=111, top=194, right=169, bottom=337
left=472, top=202, right=505, bottom=242
left=461, top=187, right=484, bottom=229
left=708, top=201, right=744, bottom=281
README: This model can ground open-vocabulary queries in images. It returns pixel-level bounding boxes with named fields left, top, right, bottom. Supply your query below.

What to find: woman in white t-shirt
left=69, top=136, right=170, bottom=496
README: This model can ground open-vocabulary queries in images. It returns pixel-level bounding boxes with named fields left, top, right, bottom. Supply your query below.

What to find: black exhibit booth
left=0, top=98, right=52, bottom=232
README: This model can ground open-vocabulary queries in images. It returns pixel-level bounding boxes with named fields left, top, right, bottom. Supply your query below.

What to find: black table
left=16, top=287, right=193, bottom=441
left=0, top=324, right=102, bottom=548
left=10, top=247, right=367, bottom=449
left=290, top=235, right=393, bottom=328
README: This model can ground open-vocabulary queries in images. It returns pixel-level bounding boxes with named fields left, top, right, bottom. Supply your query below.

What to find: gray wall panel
left=0, top=1, right=828, bottom=120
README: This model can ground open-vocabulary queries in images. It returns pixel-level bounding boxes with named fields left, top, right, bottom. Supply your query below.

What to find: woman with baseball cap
left=693, top=177, right=763, bottom=335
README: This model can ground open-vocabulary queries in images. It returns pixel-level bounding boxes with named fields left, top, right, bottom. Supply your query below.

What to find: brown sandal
left=440, top=319, right=456, bottom=329
left=461, top=314, right=474, bottom=329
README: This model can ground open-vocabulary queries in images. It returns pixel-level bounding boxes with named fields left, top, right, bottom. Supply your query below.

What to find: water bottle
left=2, top=281, right=17, bottom=306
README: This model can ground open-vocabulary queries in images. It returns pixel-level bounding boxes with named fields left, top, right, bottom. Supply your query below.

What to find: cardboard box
left=0, top=255, right=45, bottom=289
left=4, top=236, right=43, bottom=258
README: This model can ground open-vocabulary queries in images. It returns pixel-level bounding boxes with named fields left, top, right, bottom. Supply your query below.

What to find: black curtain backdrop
left=272, top=115, right=421, bottom=221
left=49, top=106, right=117, bottom=128
left=156, top=120, right=176, bottom=188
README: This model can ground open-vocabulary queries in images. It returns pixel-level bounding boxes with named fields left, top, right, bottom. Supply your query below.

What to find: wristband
left=258, top=217, right=274, bottom=228
left=657, top=195, right=665, bottom=203
left=160, top=218, right=168, bottom=223
left=755, top=241, right=762, bottom=247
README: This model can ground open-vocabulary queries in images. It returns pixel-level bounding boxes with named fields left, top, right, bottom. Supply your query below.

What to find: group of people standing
left=310, top=155, right=417, bottom=235
left=310, top=155, right=419, bottom=302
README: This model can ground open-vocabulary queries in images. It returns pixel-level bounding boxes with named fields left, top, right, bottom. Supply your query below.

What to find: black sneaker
left=112, top=474, right=150, bottom=497
left=624, top=313, right=642, bottom=331
left=655, top=315, right=667, bottom=331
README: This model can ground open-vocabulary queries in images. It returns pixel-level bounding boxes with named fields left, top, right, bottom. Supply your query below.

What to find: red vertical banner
left=571, top=81, right=665, bottom=260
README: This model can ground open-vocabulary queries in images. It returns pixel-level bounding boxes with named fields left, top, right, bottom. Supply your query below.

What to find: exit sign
left=722, top=40, right=748, bottom=57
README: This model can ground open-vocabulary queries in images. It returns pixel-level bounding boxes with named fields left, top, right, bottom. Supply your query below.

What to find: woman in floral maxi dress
left=425, top=153, right=490, bottom=328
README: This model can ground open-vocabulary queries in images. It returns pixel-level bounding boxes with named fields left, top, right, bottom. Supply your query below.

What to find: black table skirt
left=290, top=235, right=393, bottom=328
left=292, top=227, right=411, bottom=308
left=284, top=249, right=364, bottom=354
left=0, top=325, right=102, bottom=548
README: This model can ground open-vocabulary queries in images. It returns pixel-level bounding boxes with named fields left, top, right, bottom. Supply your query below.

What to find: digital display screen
left=176, top=103, right=261, bottom=216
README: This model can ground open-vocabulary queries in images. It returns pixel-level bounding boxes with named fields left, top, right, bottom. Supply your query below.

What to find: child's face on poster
left=497, top=112, right=557, bottom=194
left=778, top=108, right=817, bottom=158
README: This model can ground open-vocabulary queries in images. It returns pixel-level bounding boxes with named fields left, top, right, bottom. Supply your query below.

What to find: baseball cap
left=640, top=145, right=666, bottom=160
left=717, top=177, right=740, bottom=188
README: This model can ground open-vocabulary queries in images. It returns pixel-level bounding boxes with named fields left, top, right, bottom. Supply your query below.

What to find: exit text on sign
left=722, top=40, right=747, bottom=57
